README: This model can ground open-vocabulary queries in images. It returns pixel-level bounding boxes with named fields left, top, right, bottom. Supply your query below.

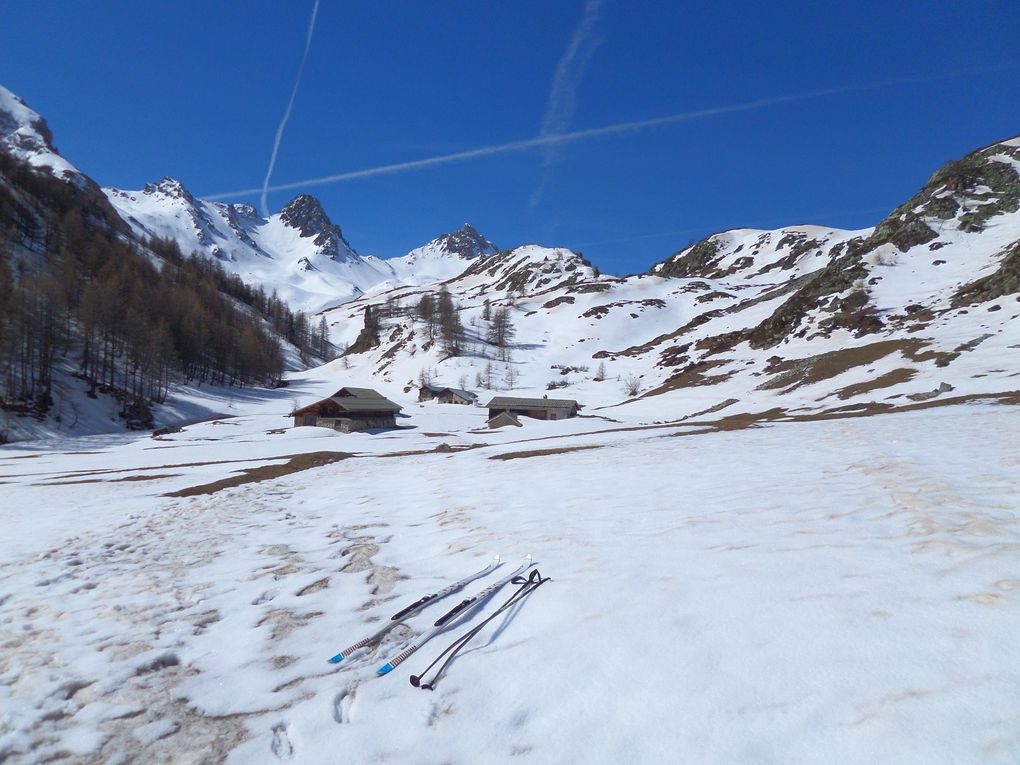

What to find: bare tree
left=504, top=363, right=518, bottom=389
left=595, top=361, right=607, bottom=381
left=623, top=374, right=641, bottom=397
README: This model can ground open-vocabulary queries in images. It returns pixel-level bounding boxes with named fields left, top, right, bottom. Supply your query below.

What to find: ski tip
left=377, top=663, right=394, bottom=675
left=525, top=553, right=534, bottom=565
left=493, top=554, right=501, bottom=564
left=328, top=653, right=344, bottom=664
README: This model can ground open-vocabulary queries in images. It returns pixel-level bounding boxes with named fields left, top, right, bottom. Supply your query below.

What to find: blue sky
left=3, top=1, right=1019, bottom=275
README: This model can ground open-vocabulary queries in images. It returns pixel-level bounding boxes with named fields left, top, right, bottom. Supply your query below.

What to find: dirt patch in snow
left=489, top=445, right=604, bottom=461
left=757, top=339, right=955, bottom=394
left=165, top=452, right=351, bottom=498
left=832, top=368, right=917, bottom=400
left=38, top=473, right=184, bottom=486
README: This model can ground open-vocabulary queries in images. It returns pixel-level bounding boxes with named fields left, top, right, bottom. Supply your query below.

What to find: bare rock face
left=278, top=194, right=359, bottom=262
left=431, top=223, right=498, bottom=260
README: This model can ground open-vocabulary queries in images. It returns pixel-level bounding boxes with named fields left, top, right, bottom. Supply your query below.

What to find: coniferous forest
left=0, top=152, right=327, bottom=431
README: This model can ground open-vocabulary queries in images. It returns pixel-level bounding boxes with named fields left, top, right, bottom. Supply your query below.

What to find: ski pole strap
left=410, top=569, right=550, bottom=690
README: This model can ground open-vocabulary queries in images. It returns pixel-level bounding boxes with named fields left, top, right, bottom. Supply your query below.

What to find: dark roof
left=487, top=412, right=522, bottom=428
left=486, top=396, right=578, bottom=411
left=421, top=384, right=477, bottom=401
left=294, top=387, right=401, bottom=415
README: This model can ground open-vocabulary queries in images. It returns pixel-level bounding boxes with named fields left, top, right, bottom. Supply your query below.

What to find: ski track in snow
left=1, top=405, right=1019, bottom=763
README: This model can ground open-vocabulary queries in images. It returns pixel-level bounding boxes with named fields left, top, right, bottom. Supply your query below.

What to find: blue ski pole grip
left=434, top=598, right=471, bottom=627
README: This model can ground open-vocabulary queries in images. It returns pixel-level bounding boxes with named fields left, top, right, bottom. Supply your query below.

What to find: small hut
left=291, top=387, right=401, bottom=433
left=486, top=411, right=522, bottom=429
left=418, top=384, right=477, bottom=405
left=485, top=395, right=579, bottom=422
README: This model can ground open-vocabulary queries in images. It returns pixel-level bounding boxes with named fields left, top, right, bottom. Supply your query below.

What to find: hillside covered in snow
left=104, top=180, right=500, bottom=315
left=325, top=134, right=1020, bottom=425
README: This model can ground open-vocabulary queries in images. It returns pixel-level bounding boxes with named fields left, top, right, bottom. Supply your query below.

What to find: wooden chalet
left=418, top=383, right=478, bottom=405
left=486, top=395, right=580, bottom=422
left=291, top=387, right=401, bottom=433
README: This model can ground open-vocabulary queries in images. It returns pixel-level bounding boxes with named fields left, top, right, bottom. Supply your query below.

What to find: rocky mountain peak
left=277, top=194, right=357, bottom=261
left=0, top=86, right=56, bottom=151
left=431, top=223, right=498, bottom=260
left=278, top=194, right=329, bottom=233
left=0, top=85, right=88, bottom=187
left=144, top=177, right=195, bottom=203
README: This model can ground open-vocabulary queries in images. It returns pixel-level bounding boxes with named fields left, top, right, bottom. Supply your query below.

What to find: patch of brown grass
left=489, top=444, right=603, bottom=461
left=165, top=452, right=351, bottom=497
left=643, top=360, right=735, bottom=397
left=756, top=339, right=961, bottom=395
left=832, top=368, right=917, bottom=400
left=38, top=473, right=183, bottom=486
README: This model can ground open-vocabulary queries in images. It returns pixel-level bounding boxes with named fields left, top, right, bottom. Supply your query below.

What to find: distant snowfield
left=2, top=401, right=1018, bottom=764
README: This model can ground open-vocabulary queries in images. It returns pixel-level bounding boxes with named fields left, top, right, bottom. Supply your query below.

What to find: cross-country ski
left=377, top=555, right=535, bottom=675
left=411, top=568, right=551, bottom=690
left=327, top=555, right=501, bottom=663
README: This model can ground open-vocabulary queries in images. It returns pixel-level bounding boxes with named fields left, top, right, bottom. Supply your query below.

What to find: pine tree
left=317, top=315, right=331, bottom=358
left=416, top=293, right=437, bottom=343
left=486, top=307, right=515, bottom=360
left=437, top=286, right=464, bottom=355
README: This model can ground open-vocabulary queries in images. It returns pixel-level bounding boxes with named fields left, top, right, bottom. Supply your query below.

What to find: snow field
left=1, top=404, right=1018, bottom=763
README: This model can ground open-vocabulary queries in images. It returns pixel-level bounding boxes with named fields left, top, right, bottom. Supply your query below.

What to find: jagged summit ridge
left=104, top=178, right=382, bottom=312
left=431, top=223, right=498, bottom=260
left=0, top=84, right=89, bottom=188
left=383, top=223, right=498, bottom=284
left=278, top=194, right=359, bottom=262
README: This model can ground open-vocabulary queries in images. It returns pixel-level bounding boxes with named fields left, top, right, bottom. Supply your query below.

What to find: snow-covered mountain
left=325, top=134, right=1020, bottom=423
left=0, top=85, right=87, bottom=188
left=105, top=181, right=396, bottom=313
left=3, top=78, right=1019, bottom=441
left=385, top=223, right=498, bottom=283
left=104, top=178, right=501, bottom=314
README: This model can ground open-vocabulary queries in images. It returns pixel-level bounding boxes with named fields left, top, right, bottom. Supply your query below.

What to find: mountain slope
left=323, top=135, right=1020, bottom=425
left=105, top=180, right=503, bottom=315
left=0, top=85, right=86, bottom=188
left=105, top=181, right=395, bottom=314
left=385, top=223, right=498, bottom=284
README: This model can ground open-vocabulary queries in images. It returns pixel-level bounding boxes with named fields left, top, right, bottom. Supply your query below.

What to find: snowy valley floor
left=1, top=403, right=1019, bottom=764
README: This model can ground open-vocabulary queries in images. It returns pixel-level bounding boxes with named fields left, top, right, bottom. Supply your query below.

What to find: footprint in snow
left=333, top=686, right=356, bottom=724
left=271, top=722, right=294, bottom=759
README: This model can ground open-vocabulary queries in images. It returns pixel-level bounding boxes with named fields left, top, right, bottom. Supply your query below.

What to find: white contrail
left=259, top=0, right=320, bottom=216
left=205, top=62, right=1019, bottom=202
left=532, top=0, right=605, bottom=207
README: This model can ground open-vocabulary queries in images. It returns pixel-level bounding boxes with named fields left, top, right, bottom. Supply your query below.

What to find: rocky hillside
left=325, top=136, right=1020, bottom=424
